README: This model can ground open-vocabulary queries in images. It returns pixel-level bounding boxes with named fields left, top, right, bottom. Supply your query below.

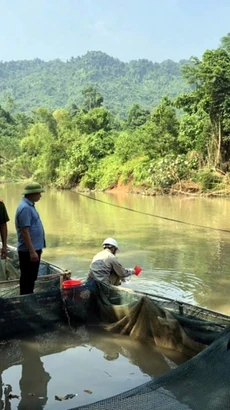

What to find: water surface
left=1, top=182, right=230, bottom=313
left=1, top=183, right=230, bottom=408
left=0, top=326, right=186, bottom=410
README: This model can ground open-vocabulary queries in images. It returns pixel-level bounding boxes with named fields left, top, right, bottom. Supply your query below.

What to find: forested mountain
left=2, top=33, right=230, bottom=193
left=0, top=51, right=190, bottom=117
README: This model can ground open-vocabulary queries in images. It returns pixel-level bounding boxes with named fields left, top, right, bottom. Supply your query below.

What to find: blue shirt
left=15, top=198, right=46, bottom=252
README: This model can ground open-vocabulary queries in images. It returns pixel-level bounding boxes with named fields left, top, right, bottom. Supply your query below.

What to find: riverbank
left=74, top=179, right=230, bottom=198
left=2, top=176, right=230, bottom=198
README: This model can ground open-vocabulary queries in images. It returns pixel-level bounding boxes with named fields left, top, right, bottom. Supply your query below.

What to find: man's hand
left=1, top=245, right=7, bottom=259
left=30, top=250, right=39, bottom=262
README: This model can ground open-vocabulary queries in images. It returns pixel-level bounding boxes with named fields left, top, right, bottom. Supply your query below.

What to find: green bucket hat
left=22, top=182, right=45, bottom=195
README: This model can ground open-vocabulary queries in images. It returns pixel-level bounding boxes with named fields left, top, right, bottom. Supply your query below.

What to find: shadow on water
left=18, top=345, right=51, bottom=410
left=0, top=342, right=51, bottom=410
left=0, top=325, right=188, bottom=410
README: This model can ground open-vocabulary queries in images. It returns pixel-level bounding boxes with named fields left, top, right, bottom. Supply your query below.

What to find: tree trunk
left=207, top=127, right=217, bottom=167
left=215, top=119, right=222, bottom=167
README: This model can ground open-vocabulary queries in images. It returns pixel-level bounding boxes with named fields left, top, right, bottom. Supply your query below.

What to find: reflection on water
left=0, top=326, right=187, bottom=410
left=18, top=346, right=51, bottom=410
left=2, top=183, right=230, bottom=313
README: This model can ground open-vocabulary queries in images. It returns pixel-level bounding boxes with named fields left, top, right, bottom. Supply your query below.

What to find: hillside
left=0, top=51, right=191, bottom=117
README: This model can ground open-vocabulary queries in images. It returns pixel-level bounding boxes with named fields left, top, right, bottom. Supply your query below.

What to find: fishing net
left=68, top=327, right=230, bottom=410
left=1, top=268, right=230, bottom=409
left=67, top=283, right=230, bottom=410
left=83, top=282, right=228, bottom=355
left=0, top=257, right=67, bottom=298
left=0, top=257, right=20, bottom=282
left=63, top=281, right=229, bottom=354
left=0, top=275, right=65, bottom=339
left=0, top=246, right=72, bottom=339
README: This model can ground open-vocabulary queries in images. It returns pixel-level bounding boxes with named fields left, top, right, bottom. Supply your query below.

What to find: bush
left=148, top=153, right=199, bottom=189
left=194, top=168, right=223, bottom=190
left=95, top=155, right=122, bottom=190
left=120, top=156, right=151, bottom=186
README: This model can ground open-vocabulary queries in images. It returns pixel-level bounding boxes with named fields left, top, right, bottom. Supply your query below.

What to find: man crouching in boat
left=87, top=237, right=141, bottom=286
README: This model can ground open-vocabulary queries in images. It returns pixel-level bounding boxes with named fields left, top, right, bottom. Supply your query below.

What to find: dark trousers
left=18, top=250, right=42, bottom=295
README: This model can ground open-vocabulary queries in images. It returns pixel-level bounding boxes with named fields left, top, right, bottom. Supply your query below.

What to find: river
left=1, top=182, right=230, bottom=314
left=1, top=182, right=230, bottom=409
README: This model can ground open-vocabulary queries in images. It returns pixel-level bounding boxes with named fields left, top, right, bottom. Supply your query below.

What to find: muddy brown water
left=0, top=326, right=187, bottom=410
left=2, top=183, right=230, bottom=313
left=1, top=183, right=230, bottom=408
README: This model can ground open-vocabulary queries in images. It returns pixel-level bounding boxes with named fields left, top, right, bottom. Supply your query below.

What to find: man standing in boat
left=15, top=182, right=46, bottom=295
left=0, top=199, right=9, bottom=259
left=87, top=237, right=142, bottom=285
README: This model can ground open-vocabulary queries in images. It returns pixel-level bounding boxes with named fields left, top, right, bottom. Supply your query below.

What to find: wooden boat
left=2, top=244, right=230, bottom=350
left=3, top=246, right=230, bottom=410
left=3, top=244, right=228, bottom=324
left=63, top=277, right=230, bottom=325
left=0, top=244, right=71, bottom=294
left=0, top=245, right=71, bottom=340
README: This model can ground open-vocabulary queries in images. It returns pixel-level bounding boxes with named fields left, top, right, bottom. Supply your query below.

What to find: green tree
left=82, top=86, right=103, bottom=112
left=0, top=51, right=192, bottom=118
left=69, top=103, right=80, bottom=117
left=220, top=33, right=230, bottom=54
left=178, top=110, right=210, bottom=155
left=0, top=106, right=25, bottom=168
left=19, top=122, right=63, bottom=182
left=115, top=130, right=145, bottom=163
left=142, top=97, right=179, bottom=159
left=74, top=107, right=112, bottom=134
left=33, top=107, right=57, bottom=136
left=126, top=104, right=150, bottom=129
left=2, top=96, right=17, bottom=113
left=177, top=49, right=230, bottom=166
left=151, top=97, right=179, bottom=139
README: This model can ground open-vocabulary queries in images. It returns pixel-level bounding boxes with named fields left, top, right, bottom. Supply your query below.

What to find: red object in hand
left=133, top=266, right=142, bottom=276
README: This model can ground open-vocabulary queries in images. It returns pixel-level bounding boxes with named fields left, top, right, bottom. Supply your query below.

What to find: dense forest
left=0, top=52, right=190, bottom=118
left=1, top=33, right=230, bottom=194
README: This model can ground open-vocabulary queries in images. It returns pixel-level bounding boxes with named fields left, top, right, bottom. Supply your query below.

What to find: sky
left=0, top=0, right=230, bottom=63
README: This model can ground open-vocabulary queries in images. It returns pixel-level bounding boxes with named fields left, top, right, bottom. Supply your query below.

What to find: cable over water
left=75, top=192, right=230, bottom=234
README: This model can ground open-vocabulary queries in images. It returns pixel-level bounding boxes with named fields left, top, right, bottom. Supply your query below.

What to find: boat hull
left=2, top=244, right=230, bottom=344
left=62, top=280, right=230, bottom=328
left=0, top=245, right=71, bottom=340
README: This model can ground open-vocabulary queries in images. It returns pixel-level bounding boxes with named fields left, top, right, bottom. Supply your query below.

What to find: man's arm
left=17, top=206, right=38, bottom=261
left=111, top=256, right=134, bottom=279
left=0, top=223, right=7, bottom=259
left=0, top=201, right=9, bottom=259
left=20, top=227, right=39, bottom=261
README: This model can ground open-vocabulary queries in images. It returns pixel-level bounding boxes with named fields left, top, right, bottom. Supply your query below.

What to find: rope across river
left=75, top=191, right=230, bottom=234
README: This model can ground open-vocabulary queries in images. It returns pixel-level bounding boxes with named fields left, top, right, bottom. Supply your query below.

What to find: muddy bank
left=73, top=180, right=230, bottom=198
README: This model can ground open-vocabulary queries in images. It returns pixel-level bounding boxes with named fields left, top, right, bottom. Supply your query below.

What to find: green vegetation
left=0, top=53, right=190, bottom=118
left=1, top=33, right=230, bottom=194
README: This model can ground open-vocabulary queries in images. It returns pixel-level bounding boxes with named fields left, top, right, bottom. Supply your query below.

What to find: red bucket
left=62, top=279, right=83, bottom=289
